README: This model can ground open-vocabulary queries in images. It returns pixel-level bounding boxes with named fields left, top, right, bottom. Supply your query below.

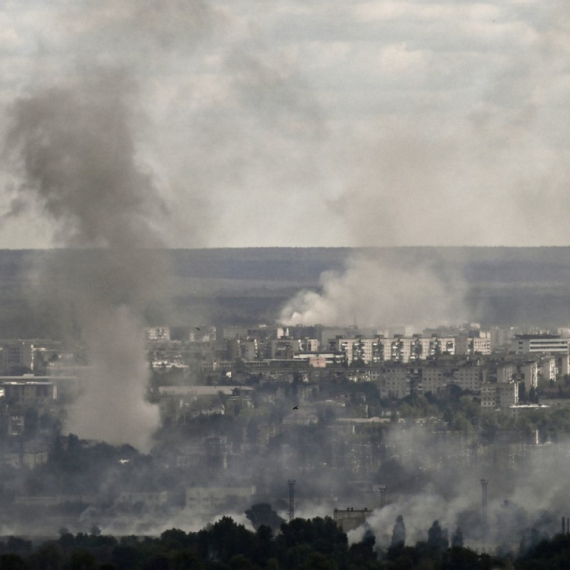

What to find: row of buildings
left=368, top=353, right=567, bottom=401
left=146, top=321, right=570, bottom=372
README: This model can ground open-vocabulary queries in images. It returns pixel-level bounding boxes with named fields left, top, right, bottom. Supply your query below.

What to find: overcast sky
left=0, top=0, right=569, bottom=249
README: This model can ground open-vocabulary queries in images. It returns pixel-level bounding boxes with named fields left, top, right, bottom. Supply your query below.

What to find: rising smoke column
left=4, top=67, right=166, bottom=449
left=280, top=253, right=466, bottom=328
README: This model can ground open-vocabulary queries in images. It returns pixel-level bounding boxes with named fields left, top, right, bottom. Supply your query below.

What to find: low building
left=508, top=404, right=550, bottom=418
left=371, top=367, right=410, bottom=399
left=512, top=335, right=569, bottom=355
left=333, top=508, right=371, bottom=532
left=481, top=382, right=518, bottom=410
left=0, top=379, right=57, bottom=403
left=283, top=408, right=319, bottom=426
left=292, top=352, right=346, bottom=367
left=420, top=367, right=448, bottom=395
left=14, top=495, right=97, bottom=507
left=4, top=444, right=49, bottom=469
left=453, top=365, right=483, bottom=391
left=146, top=327, right=171, bottom=342
left=118, top=491, right=169, bottom=508
left=185, top=486, right=256, bottom=511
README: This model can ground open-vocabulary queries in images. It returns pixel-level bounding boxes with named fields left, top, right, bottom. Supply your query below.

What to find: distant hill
left=1, top=247, right=570, bottom=337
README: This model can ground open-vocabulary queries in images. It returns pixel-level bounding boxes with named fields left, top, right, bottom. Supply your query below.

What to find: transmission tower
left=373, top=484, right=387, bottom=508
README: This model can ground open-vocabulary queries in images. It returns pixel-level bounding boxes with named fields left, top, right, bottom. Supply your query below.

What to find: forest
left=3, top=247, right=570, bottom=336
left=0, top=514, right=567, bottom=570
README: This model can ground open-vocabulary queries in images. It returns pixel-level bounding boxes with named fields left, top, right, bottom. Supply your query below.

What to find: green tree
left=440, top=547, right=479, bottom=570
left=228, top=554, right=253, bottom=570
left=451, top=528, right=463, bottom=548
left=298, top=552, right=337, bottom=570
left=170, top=550, right=203, bottom=570
left=32, top=543, right=63, bottom=570
left=0, top=553, right=28, bottom=570
left=112, top=545, right=141, bottom=570
left=69, top=549, right=97, bottom=570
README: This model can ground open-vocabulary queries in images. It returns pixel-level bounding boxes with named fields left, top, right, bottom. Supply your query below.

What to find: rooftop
left=515, top=334, right=562, bottom=340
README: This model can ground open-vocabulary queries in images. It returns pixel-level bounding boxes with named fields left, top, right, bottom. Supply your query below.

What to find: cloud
left=1, top=0, right=570, bottom=248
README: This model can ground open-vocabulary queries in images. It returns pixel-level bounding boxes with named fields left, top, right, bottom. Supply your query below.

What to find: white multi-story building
left=146, top=327, right=171, bottom=342
left=512, top=335, right=569, bottom=355
left=335, top=337, right=386, bottom=364
left=538, top=356, right=558, bottom=382
left=490, top=326, right=517, bottom=351
left=456, top=331, right=491, bottom=356
left=334, top=335, right=455, bottom=365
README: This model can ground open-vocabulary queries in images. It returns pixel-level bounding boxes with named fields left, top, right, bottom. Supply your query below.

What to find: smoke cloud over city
left=3, top=66, right=166, bottom=448
left=0, top=0, right=236, bottom=448
left=1, top=3, right=570, bottom=562
left=280, top=252, right=466, bottom=328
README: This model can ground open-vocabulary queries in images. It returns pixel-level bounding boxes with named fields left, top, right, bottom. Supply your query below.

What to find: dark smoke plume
left=4, top=66, right=167, bottom=449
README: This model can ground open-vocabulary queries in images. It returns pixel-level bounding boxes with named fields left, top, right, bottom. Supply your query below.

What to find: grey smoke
left=4, top=67, right=166, bottom=449
left=280, top=252, right=466, bottom=328
left=0, top=0, right=232, bottom=448
left=6, top=69, right=166, bottom=248
left=347, top=425, right=570, bottom=551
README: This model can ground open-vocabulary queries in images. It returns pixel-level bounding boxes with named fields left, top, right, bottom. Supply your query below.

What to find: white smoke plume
left=344, top=425, right=570, bottom=552
left=280, top=252, right=466, bottom=328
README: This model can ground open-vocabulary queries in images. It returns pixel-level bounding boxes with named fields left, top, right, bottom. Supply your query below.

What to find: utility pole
left=375, top=484, right=387, bottom=508
left=480, top=479, right=488, bottom=527
left=288, top=479, right=296, bottom=521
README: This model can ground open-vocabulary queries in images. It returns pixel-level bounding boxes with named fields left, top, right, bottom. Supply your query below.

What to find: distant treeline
left=0, top=515, right=568, bottom=569
left=2, top=247, right=570, bottom=336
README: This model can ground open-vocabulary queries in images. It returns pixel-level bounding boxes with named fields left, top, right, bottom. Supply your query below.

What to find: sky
left=0, top=0, right=569, bottom=249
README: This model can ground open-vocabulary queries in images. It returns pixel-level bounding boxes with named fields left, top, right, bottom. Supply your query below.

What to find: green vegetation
left=0, top=515, right=565, bottom=569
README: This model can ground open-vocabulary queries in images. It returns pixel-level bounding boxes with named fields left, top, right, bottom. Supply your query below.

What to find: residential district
left=0, top=322, right=570, bottom=540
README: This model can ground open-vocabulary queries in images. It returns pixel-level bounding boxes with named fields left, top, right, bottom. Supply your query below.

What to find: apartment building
left=456, top=331, right=491, bottom=355
left=452, top=365, right=483, bottom=391
left=333, top=335, right=455, bottom=365
left=370, top=367, right=411, bottom=399
left=420, top=366, right=448, bottom=395
left=481, top=382, right=518, bottom=410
